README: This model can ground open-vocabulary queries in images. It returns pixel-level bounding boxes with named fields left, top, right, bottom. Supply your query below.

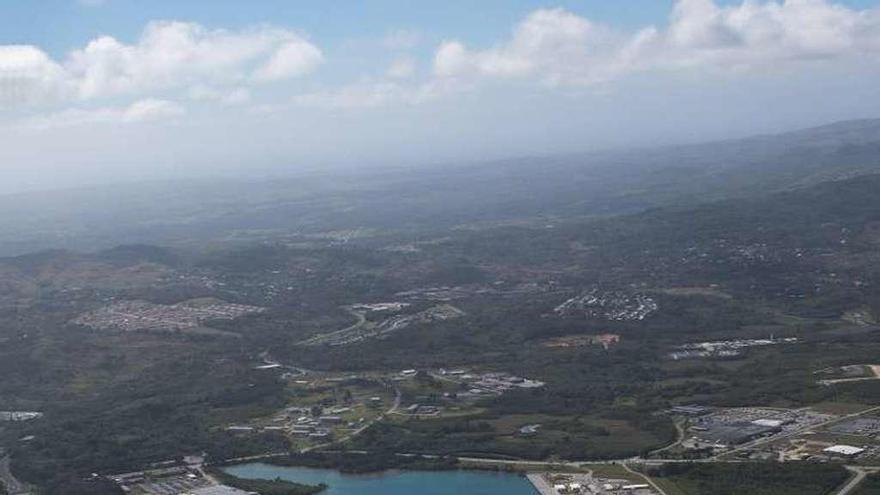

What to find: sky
left=1, top=0, right=880, bottom=193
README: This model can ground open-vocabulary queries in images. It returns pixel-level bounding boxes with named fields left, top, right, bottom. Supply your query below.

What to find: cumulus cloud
left=660, top=0, right=880, bottom=67
left=433, top=8, right=626, bottom=84
left=0, top=46, right=71, bottom=105
left=67, top=21, right=322, bottom=98
left=4, top=0, right=880, bottom=118
left=432, top=0, right=880, bottom=85
left=251, top=38, right=324, bottom=82
left=0, top=21, right=323, bottom=107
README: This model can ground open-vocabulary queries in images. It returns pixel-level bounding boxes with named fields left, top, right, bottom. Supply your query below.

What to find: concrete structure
left=185, top=486, right=258, bottom=495
left=752, top=419, right=787, bottom=428
left=694, top=422, right=781, bottom=447
left=823, top=445, right=865, bottom=457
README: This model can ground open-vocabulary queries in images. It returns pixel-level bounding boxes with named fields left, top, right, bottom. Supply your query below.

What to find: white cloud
left=188, top=85, right=251, bottom=105
left=67, top=21, right=323, bottom=99
left=252, top=39, right=324, bottom=82
left=4, top=0, right=880, bottom=118
left=291, top=79, right=462, bottom=110
left=433, top=9, right=613, bottom=84
left=432, top=0, right=880, bottom=85
left=122, top=98, right=185, bottom=122
left=19, top=98, right=184, bottom=130
left=0, top=45, right=71, bottom=105
left=0, top=20, right=323, bottom=107
left=659, top=0, right=880, bottom=68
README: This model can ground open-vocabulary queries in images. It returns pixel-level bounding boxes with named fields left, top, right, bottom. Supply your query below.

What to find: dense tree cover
left=0, top=335, right=290, bottom=493
left=6, top=119, right=880, bottom=258
left=40, top=477, right=123, bottom=495
left=209, top=468, right=325, bottom=495
left=3, top=171, right=880, bottom=493
left=347, top=413, right=672, bottom=462
left=257, top=452, right=461, bottom=474
left=650, top=462, right=849, bottom=495
left=855, top=474, right=880, bottom=495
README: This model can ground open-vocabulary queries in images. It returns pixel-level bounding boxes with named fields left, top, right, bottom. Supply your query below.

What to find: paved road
left=299, top=308, right=367, bottom=346
left=836, top=466, right=868, bottom=495
left=648, top=418, right=686, bottom=457
left=301, top=383, right=401, bottom=454
left=621, top=462, right=668, bottom=495
left=0, top=455, right=31, bottom=495
left=218, top=401, right=880, bottom=495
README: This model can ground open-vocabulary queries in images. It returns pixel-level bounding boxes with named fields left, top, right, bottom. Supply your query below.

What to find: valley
left=3, top=121, right=880, bottom=494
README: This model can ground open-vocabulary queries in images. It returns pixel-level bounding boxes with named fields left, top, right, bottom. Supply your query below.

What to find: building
left=823, top=445, right=865, bottom=458
left=751, top=419, right=788, bottom=428
left=694, top=423, right=781, bottom=447
left=185, top=486, right=258, bottom=495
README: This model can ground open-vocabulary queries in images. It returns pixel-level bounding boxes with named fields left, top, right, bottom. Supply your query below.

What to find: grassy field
left=854, top=474, right=880, bottom=495
left=649, top=463, right=849, bottom=495
left=811, top=402, right=877, bottom=415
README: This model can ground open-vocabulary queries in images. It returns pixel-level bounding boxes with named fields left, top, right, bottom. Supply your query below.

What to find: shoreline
left=526, top=473, right=556, bottom=495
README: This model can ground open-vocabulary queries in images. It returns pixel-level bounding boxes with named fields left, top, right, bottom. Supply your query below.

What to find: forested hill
left=2, top=118, right=880, bottom=256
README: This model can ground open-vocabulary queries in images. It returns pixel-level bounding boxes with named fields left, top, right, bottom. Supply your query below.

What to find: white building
left=823, top=445, right=865, bottom=457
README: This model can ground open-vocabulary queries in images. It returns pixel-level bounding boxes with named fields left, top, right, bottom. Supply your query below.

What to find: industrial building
left=823, top=445, right=865, bottom=458
left=693, top=422, right=781, bottom=447
left=185, top=486, right=258, bottom=495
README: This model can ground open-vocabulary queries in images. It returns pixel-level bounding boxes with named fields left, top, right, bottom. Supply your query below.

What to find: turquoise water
left=223, top=462, right=538, bottom=495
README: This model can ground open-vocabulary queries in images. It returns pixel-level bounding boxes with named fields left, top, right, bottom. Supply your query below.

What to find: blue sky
left=5, top=0, right=876, bottom=55
left=4, top=1, right=678, bottom=53
left=1, top=0, right=880, bottom=193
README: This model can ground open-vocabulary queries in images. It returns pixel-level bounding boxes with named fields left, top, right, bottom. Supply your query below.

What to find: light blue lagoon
left=223, top=462, right=538, bottom=495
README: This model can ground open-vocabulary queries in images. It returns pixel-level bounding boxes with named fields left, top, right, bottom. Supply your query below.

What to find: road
left=647, top=418, right=686, bottom=457
left=299, top=307, right=368, bottom=346
left=836, top=467, right=867, bottom=495
left=258, top=351, right=311, bottom=376
left=216, top=399, right=880, bottom=495
left=820, top=365, right=880, bottom=386
left=622, top=462, right=668, bottom=495
left=0, top=455, right=31, bottom=495
left=300, top=383, right=401, bottom=454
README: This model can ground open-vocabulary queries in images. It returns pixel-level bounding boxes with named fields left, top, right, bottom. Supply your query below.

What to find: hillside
left=2, top=119, right=880, bottom=256
left=4, top=123, right=880, bottom=494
